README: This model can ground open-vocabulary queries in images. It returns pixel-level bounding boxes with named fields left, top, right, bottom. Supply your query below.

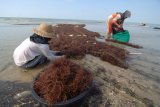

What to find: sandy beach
left=0, top=50, right=160, bottom=107
left=0, top=18, right=160, bottom=107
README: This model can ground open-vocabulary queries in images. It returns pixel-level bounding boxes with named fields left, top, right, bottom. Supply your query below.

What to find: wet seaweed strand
left=105, top=39, right=143, bottom=49
left=34, top=58, right=93, bottom=105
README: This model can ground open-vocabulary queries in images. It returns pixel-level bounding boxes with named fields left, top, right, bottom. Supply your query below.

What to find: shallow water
left=0, top=24, right=34, bottom=70
left=85, top=22, right=160, bottom=51
left=0, top=18, right=160, bottom=71
left=0, top=17, right=160, bottom=106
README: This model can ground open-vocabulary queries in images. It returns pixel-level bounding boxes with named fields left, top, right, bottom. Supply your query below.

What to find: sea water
left=0, top=17, right=160, bottom=106
left=0, top=17, right=160, bottom=76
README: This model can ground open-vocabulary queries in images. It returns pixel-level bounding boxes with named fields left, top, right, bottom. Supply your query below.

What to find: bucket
left=112, top=30, right=130, bottom=43
left=31, top=75, right=92, bottom=107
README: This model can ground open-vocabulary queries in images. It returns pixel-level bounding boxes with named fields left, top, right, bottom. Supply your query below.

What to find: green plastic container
left=112, top=30, right=130, bottom=42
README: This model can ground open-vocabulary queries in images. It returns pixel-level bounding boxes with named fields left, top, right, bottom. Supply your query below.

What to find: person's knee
left=38, top=56, right=48, bottom=65
left=21, top=64, right=34, bottom=69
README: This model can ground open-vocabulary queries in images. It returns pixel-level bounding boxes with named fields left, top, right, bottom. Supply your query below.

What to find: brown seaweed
left=34, top=58, right=92, bottom=105
left=49, top=24, right=129, bottom=68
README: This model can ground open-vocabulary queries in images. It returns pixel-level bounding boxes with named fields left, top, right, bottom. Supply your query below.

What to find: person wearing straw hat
left=13, top=23, right=65, bottom=68
left=107, top=10, right=131, bottom=39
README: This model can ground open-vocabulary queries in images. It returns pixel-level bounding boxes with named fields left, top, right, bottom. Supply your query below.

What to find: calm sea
left=0, top=17, right=160, bottom=69
left=0, top=17, right=160, bottom=106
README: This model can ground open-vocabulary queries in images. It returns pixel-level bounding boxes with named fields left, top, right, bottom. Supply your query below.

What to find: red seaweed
left=49, top=24, right=129, bottom=68
left=34, top=58, right=93, bottom=105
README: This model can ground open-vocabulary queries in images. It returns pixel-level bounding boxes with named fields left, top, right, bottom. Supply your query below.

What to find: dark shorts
left=22, top=55, right=48, bottom=68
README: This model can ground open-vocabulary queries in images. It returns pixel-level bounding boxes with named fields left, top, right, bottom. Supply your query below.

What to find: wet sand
left=0, top=46, right=160, bottom=107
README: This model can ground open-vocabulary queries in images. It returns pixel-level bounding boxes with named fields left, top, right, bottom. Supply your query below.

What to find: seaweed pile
left=34, top=58, right=92, bottom=104
left=52, top=24, right=100, bottom=38
left=49, top=24, right=129, bottom=68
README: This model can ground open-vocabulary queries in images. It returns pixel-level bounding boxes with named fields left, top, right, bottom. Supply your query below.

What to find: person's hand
left=117, top=25, right=121, bottom=29
left=62, top=55, right=67, bottom=58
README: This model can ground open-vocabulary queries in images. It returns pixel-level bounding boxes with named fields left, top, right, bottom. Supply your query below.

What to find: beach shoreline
left=0, top=19, right=160, bottom=106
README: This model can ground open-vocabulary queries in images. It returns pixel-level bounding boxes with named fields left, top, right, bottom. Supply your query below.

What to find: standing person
left=13, top=23, right=64, bottom=68
left=107, top=10, right=131, bottom=39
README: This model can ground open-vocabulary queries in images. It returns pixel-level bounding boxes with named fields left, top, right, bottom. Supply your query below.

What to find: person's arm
left=112, top=14, right=121, bottom=28
left=39, top=45, right=63, bottom=61
left=119, top=19, right=125, bottom=31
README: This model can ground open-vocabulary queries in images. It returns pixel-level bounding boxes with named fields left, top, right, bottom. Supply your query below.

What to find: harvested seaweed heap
left=34, top=58, right=92, bottom=105
left=49, top=24, right=129, bottom=68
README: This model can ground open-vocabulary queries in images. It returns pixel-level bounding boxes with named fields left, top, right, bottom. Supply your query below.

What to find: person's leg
left=107, top=21, right=112, bottom=39
left=22, top=55, right=48, bottom=68
left=38, top=55, right=48, bottom=65
left=112, top=24, right=118, bottom=34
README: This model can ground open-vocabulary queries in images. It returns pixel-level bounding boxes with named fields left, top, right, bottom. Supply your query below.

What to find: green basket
left=112, top=30, right=130, bottom=43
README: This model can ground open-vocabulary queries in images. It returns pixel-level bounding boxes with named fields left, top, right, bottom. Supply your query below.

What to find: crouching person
left=13, top=23, right=64, bottom=68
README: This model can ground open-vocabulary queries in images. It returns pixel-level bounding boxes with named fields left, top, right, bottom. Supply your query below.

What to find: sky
left=0, top=0, right=160, bottom=24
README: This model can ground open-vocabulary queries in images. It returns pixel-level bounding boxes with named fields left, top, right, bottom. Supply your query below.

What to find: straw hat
left=33, top=23, right=55, bottom=38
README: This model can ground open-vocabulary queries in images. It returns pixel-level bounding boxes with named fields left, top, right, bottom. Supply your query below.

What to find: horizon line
left=0, top=16, right=159, bottom=25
